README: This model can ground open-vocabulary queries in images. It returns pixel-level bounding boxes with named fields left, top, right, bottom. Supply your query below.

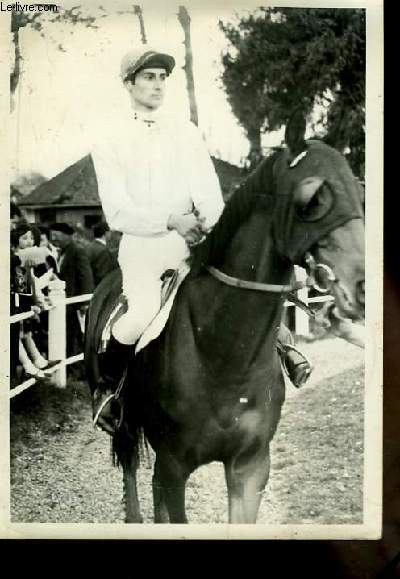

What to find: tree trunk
left=10, top=28, right=21, bottom=111
left=178, top=6, right=198, bottom=126
left=133, top=5, right=147, bottom=45
left=246, top=126, right=262, bottom=169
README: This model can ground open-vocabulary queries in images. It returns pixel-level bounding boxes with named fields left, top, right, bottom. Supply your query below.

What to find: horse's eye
left=294, top=178, right=334, bottom=222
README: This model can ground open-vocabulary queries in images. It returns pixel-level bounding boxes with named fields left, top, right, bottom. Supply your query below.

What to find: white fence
left=10, top=270, right=333, bottom=399
left=10, top=278, right=92, bottom=399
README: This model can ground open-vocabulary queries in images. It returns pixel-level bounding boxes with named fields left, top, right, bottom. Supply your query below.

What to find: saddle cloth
left=99, top=262, right=190, bottom=355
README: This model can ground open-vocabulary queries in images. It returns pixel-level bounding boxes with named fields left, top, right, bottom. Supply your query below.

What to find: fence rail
left=10, top=278, right=91, bottom=398
left=10, top=270, right=333, bottom=398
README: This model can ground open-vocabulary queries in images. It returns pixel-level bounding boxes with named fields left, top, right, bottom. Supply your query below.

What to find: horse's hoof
left=125, top=515, right=143, bottom=524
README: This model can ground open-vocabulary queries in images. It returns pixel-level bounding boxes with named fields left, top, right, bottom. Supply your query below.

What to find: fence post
left=48, top=278, right=67, bottom=388
left=294, top=266, right=310, bottom=337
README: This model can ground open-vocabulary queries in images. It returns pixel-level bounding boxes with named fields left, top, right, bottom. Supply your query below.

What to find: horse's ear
left=285, top=108, right=307, bottom=157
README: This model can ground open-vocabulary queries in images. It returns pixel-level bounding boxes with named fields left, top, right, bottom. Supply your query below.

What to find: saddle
left=98, top=265, right=189, bottom=355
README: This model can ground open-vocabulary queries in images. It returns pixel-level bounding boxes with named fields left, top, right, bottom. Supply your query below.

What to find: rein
left=206, top=265, right=305, bottom=295
left=206, top=250, right=339, bottom=321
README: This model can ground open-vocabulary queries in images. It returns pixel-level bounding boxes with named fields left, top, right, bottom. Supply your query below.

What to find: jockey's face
left=125, top=68, right=167, bottom=111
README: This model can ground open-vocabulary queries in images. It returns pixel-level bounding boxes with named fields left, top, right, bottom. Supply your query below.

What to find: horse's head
left=272, top=112, right=365, bottom=321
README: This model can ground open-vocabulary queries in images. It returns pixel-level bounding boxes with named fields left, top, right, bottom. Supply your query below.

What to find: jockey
left=91, top=47, right=312, bottom=434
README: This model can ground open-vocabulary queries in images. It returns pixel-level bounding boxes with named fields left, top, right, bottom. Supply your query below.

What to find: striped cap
left=120, top=48, right=175, bottom=81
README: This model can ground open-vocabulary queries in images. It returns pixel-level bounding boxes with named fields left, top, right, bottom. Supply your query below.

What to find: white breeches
left=112, top=232, right=189, bottom=345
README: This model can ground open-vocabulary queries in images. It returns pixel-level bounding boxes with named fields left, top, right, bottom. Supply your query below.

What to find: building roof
left=20, top=153, right=243, bottom=208
left=19, top=155, right=99, bottom=207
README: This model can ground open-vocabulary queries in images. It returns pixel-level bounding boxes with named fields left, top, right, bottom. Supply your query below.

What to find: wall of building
left=55, top=207, right=103, bottom=228
left=27, top=207, right=104, bottom=227
left=22, top=208, right=35, bottom=222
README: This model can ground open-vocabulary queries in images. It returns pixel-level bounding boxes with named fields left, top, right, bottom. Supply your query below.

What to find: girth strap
left=206, top=266, right=304, bottom=294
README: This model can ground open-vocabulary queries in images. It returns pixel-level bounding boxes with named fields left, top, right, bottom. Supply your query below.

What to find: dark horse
left=85, top=115, right=365, bottom=523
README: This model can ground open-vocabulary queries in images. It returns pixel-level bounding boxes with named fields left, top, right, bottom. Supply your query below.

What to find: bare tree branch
left=10, top=29, right=21, bottom=110
left=178, top=6, right=198, bottom=126
left=134, top=5, right=147, bottom=44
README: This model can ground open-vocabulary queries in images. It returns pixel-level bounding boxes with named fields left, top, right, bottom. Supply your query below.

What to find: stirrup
left=280, top=343, right=313, bottom=388
left=93, top=366, right=128, bottom=431
left=93, top=393, right=124, bottom=432
left=93, top=393, right=115, bottom=428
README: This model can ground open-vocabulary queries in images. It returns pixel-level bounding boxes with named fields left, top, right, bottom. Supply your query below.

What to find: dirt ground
left=9, top=336, right=364, bottom=526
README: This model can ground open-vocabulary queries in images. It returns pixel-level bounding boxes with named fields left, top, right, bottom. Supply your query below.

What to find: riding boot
left=276, top=324, right=312, bottom=388
left=93, top=335, right=133, bottom=435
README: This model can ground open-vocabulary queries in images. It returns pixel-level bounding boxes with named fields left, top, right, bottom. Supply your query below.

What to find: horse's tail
left=111, top=362, right=149, bottom=469
left=111, top=425, right=148, bottom=469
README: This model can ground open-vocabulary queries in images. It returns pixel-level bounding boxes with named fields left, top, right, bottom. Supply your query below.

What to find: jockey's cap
left=120, top=48, right=175, bottom=81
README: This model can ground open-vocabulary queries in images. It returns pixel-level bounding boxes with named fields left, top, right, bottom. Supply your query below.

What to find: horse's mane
left=189, top=151, right=279, bottom=275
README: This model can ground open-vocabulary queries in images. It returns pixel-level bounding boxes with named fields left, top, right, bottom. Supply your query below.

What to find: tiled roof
left=19, top=155, right=99, bottom=207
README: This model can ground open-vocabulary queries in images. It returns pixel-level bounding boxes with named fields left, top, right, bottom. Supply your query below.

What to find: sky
left=10, top=2, right=283, bottom=182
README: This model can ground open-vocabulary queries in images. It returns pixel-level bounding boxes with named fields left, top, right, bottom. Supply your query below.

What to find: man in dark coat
left=49, top=223, right=94, bottom=358
left=87, top=222, right=118, bottom=287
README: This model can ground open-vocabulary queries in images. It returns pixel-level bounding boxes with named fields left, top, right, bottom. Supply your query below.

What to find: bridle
left=203, top=146, right=346, bottom=316
left=303, top=251, right=338, bottom=294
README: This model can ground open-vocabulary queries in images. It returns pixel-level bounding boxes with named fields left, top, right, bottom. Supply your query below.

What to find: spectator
left=29, top=223, right=41, bottom=246
left=10, top=224, right=58, bottom=381
left=10, top=201, right=25, bottom=230
left=49, top=222, right=94, bottom=358
left=38, top=224, right=59, bottom=270
left=87, top=222, right=118, bottom=286
left=17, top=225, right=57, bottom=302
left=10, top=249, right=46, bottom=381
left=26, top=224, right=59, bottom=357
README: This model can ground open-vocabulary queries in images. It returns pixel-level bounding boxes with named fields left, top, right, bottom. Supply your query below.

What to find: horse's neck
left=222, top=210, right=289, bottom=284
left=192, top=211, right=292, bottom=376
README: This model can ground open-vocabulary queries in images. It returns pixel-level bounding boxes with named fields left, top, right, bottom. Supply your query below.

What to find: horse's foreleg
left=115, top=433, right=143, bottom=524
left=152, top=474, right=169, bottom=523
left=224, top=445, right=271, bottom=524
left=123, top=463, right=142, bottom=523
left=154, top=451, right=189, bottom=524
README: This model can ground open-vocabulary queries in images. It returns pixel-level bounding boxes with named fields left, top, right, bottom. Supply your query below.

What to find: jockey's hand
left=167, top=213, right=204, bottom=245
